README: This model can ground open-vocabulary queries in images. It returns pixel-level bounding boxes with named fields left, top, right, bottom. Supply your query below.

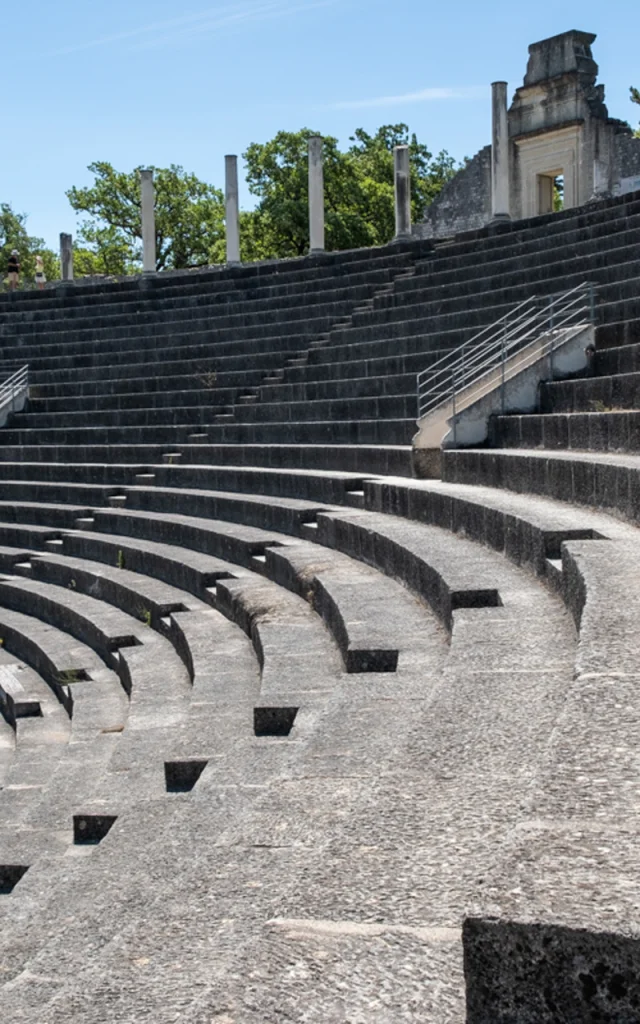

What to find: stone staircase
left=0, top=191, right=639, bottom=1022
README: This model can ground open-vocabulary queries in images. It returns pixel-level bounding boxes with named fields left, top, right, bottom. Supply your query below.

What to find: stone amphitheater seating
left=0, top=189, right=639, bottom=1022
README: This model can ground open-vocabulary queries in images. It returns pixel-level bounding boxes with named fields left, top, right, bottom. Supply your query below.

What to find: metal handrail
left=417, top=282, right=596, bottom=421
left=0, top=365, right=29, bottom=412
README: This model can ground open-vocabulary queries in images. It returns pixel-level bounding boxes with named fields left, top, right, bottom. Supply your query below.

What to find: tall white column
left=308, top=136, right=325, bottom=253
left=491, top=81, right=511, bottom=221
left=140, top=169, right=156, bottom=273
left=394, top=145, right=412, bottom=238
left=59, top=233, right=74, bottom=281
left=225, top=155, right=241, bottom=264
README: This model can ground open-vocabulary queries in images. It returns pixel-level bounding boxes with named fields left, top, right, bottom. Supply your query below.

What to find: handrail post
left=588, top=282, right=596, bottom=325
left=451, top=370, right=457, bottom=446
left=501, top=324, right=507, bottom=414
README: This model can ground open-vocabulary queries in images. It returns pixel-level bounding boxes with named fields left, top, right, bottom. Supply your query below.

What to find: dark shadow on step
left=164, top=759, right=208, bottom=793
left=254, top=707, right=299, bottom=737
left=73, top=814, right=118, bottom=845
left=0, top=865, right=29, bottom=894
left=464, top=917, right=640, bottom=1024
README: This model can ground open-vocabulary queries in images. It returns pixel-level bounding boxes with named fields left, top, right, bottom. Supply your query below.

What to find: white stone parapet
left=59, top=233, right=74, bottom=281
left=140, top=169, right=156, bottom=273
left=394, top=145, right=412, bottom=238
left=491, top=81, right=511, bottom=221
left=308, top=136, right=325, bottom=253
left=225, top=155, right=241, bottom=264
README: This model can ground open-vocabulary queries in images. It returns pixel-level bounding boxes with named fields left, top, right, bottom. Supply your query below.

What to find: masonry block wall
left=416, top=29, right=640, bottom=239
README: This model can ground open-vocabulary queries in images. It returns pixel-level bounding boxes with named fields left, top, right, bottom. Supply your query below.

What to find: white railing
left=0, top=365, right=29, bottom=416
left=417, top=282, right=596, bottom=422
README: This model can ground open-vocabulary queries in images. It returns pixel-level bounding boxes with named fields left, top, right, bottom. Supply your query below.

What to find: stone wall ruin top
left=416, top=30, right=640, bottom=240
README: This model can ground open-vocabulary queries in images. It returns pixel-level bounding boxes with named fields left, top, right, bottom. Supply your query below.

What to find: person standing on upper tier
left=7, top=249, right=20, bottom=291
left=35, top=255, right=46, bottom=291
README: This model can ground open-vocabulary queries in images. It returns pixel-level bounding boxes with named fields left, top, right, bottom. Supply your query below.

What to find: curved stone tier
left=1, top=195, right=640, bottom=1021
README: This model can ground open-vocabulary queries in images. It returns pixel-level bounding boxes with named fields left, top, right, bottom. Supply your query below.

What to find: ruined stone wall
left=614, top=130, right=640, bottom=190
left=414, top=147, right=492, bottom=240
left=415, top=30, right=640, bottom=238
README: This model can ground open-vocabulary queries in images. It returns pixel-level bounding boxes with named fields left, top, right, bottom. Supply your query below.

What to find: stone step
left=489, top=409, right=640, bottom=453
left=215, top=575, right=343, bottom=708
left=0, top=602, right=125, bottom=727
left=45, top=521, right=443, bottom=681
left=442, top=447, right=640, bottom=525
left=0, top=576, right=190, bottom=715
left=540, top=370, right=640, bottom=414
left=0, top=248, right=416, bottom=315
left=12, top=392, right=417, bottom=430
left=0, top=277, right=394, bottom=331
left=0, top=416, right=417, bottom=447
left=264, top=541, right=443, bottom=674
left=363, top=474, right=640, bottom=581
left=0, top=443, right=413, bottom=476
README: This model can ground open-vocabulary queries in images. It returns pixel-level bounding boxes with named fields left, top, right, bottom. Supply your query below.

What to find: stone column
left=59, top=233, right=74, bottom=281
left=140, top=169, right=156, bottom=273
left=308, top=136, right=325, bottom=253
left=225, top=155, right=241, bottom=264
left=491, top=81, right=511, bottom=221
left=394, top=145, right=412, bottom=238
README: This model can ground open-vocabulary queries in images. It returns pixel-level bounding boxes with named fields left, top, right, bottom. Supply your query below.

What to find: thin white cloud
left=48, top=0, right=342, bottom=57
left=133, top=0, right=338, bottom=51
left=330, top=86, right=488, bottom=111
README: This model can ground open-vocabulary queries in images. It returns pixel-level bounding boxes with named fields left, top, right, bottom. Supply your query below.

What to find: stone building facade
left=416, top=30, right=640, bottom=239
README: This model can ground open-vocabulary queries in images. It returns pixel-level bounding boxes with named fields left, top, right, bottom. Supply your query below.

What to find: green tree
left=347, top=124, right=457, bottom=239
left=67, top=162, right=226, bottom=273
left=242, top=125, right=458, bottom=260
left=0, top=203, right=59, bottom=288
left=632, top=86, right=640, bottom=136
left=243, top=130, right=355, bottom=258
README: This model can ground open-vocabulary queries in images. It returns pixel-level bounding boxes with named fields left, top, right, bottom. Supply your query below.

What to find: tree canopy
left=0, top=204, right=58, bottom=286
left=66, top=162, right=226, bottom=274
left=64, top=127, right=458, bottom=273
left=241, top=124, right=458, bottom=261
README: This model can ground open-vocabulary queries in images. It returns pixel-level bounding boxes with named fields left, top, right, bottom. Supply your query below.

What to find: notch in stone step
left=254, top=707, right=299, bottom=737
left=58, top=668, right=91, bottom=684
left=13, top=697, right=42, bottom=719
left=543, top=529, right=604, bottom=561
left=545, top=558, right=563, bottom=588
left=347, top=648, right=399, bottom=674
left=73, top=814, right=118, bottom=845
left=345, top=490, right=365, bottom=509
left=107, top=495, right=127, bottom=508
left=109, top=635, right=143, bottom=651
left=75, top=517, right=95, bottom=531
left=450, top=589, right=502, bottom=611
left=187, top=435, right=208, bottom=443
left=135, top=473, right=156, bottom=484
left=0, top=865, right=29, bottom=894
left=300, top=519, right=319, bottom=538
left=202, top=570, right=234, bottom=589
left=164, top=759, right=208, bottom=793
left=162, top=452, right=183, bottom=463
left=44, top=538, right=64, bottom=551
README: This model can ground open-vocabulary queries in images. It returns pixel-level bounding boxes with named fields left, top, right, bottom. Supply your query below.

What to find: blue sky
left=3, top=0, right=639, bottom=250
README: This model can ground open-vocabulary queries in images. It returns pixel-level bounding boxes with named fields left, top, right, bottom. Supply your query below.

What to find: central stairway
left=0, top=190, right=639, bottom=1024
